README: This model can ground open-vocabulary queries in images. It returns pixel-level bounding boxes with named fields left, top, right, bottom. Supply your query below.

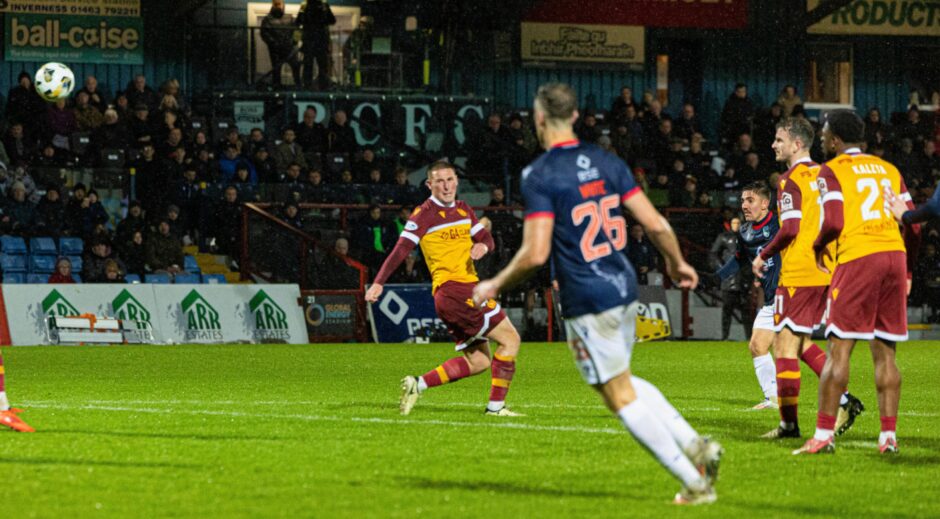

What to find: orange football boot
left=0, top=409, right=35, bottom=432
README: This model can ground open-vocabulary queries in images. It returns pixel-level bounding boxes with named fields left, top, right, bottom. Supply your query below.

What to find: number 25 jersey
left=522, top=140, right=639, bottom=319
left=816, top=149, right=910, bottom=265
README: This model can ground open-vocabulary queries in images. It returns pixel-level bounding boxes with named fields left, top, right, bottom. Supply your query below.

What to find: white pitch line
left=20, top=399, right=721, bottom=412
left=22, top=402, right=627, bottom=435
left=20, top=399, right=939, bottom=417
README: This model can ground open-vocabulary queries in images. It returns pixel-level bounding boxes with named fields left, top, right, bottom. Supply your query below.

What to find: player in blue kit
left=473, top=82, right=722, bottom=505
left=885, top=180, right=940, bottom=225
left=713, top=182, right=782, bottom=409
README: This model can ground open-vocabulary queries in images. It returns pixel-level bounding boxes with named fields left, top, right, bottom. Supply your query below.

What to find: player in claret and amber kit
left=794, top=110, right=920, bottom=456
left=0, top=351, right=34, bottom=432
left=754, top=117, right=863, bottom=441
left=366, top=161, right=523, bottom=417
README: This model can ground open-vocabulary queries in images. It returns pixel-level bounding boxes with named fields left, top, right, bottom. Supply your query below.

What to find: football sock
left=420, top=357, right=471, bottom=391
left=799, top=343, right=827, bottom=378
left=839, top=393, right=848, bottom=406
left=487, top=353, right=516, bottom=412
left=0, top=353, right=7, bottom=411
left=775, top=358, right=801, bottom=426
left=814, top=412, right=836, bottom=441
left=616, top=400, right=705, bottom=491
left=631, top=376, right=698, bottom=452
left=879, top=416, right=897, bottom=444
left=753, top=354, right=777, bottom=401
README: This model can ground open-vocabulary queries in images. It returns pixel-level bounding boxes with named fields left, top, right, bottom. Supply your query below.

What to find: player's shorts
left=773, top=285, right=828, bottom=334
left=433, top=281, right=507, bottom=351
left=753, top=304, right=775, bottom=331
left=826, top=251, right=908, bottom=342
left=564, top=303, right=637, bottom=385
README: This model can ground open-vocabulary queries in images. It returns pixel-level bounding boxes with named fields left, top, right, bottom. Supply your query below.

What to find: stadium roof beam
left=802, top=0, right=856, bottom=28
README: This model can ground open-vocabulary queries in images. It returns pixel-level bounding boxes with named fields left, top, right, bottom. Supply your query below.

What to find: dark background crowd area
left=1, top=73, right=938, bottom=313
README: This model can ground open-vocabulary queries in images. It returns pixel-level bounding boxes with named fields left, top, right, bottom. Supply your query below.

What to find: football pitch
left=2, top=341, right=939, bottom=518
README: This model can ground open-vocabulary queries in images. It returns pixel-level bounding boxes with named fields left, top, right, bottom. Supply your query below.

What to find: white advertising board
left=1, top=284, right=308, bottom=345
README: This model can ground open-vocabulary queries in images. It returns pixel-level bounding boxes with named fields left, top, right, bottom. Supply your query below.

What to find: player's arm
left=469, top=208, right=495, bottom=260
left=473, top=166, right=554, bottom=304
left=473, top=215, right=554, bottom=304
left=754, top=180, right=802, bottom=278
left=623, top=189, right=698, bottom=289
left=896, top=179, right=922, bottom=281
left=886, top=182, right=940, bottom=226
left=716, top=253, right=741, bottom=281
left=812, top=165, right=843, bottom=274
left=364, top=219, right=422, bottom=302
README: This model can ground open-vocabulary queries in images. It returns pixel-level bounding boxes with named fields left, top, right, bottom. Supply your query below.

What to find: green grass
left=2, top=341, right=939, bottom=518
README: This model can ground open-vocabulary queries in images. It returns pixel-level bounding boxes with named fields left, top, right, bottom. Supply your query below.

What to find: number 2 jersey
left=521, top=140, right=639, bottom=318
left=815, top=148, right=911, bottom=265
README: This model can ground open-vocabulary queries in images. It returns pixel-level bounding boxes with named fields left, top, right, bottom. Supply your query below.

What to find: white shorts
left=564, top=303, right=637, bottom=385
left=753, top=304, right=775, bottom=331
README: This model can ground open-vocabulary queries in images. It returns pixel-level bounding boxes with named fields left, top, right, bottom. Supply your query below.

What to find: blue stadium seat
left=27, top=273, right=49, bottom=284
left=67, top=255, right=83, bottom=272
left=29, top=237, right=58, bottom=255
left=29, top=255, right=57, bottom=273
left=1, top=254, right=28, bottom=273
left=60, top=237, right=84, bottom=255
left=174, top=273, right=202, bottom=284
left=145, top=273, right=171, bottom=284
left=1, top=236, right=27, bottom=255
left=73, top=274, right=82, bottom=284
left=125, top=274, right=141, bottom=284
left=202, top=274, right=227, bottom=284
left=183, top=255, right=201, bottom=273
left=3, top=273, right=25, bottom=284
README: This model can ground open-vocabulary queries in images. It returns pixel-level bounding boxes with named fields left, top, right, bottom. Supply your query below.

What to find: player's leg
left=793, top=336, right=854, bottom=454
left=764, top=326, right=802, bottom=437
left=748, top=305, right=777, bottom=408
left=630, top=375, right=723, bottom=484
left=399, top=341, right=488, bottom=415
left=417, top=342, right=489, bottom=392
left=810, top=331, right=866, bottom=436
left=792, top=287, right=865, bottom=435
left=0, top=351, right=34, bottom=433
left=568, top=305, right=716, bottom=504
left=870, top=338, right=900, bottom=453
left=597, top=371, right=714, bottom=504
left=868, top=252, right=908, bottom=453
left=483, top=318, right=522, bottom=415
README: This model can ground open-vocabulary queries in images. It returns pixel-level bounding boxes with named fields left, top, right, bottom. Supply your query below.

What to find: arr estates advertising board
left=0, top=284, right=309, bottom=345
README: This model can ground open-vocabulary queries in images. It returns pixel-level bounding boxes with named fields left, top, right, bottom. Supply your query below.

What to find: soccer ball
left=34, top=62, right=75, bottom=102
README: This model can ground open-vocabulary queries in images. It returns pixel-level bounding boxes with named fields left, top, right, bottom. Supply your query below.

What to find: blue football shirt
left=521, top=140, right=640, bottom=318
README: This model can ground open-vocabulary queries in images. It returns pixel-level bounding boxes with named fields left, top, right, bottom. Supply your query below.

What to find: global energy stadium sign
left=809, top=0, right=940, bottom=36
left=2, top=0, right=143, bottom=64
left=521, top=22, right=645, bottom=64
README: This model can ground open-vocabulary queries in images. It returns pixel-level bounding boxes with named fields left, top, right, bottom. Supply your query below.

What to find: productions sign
left=521, top=22, right=645, bottom=64
left=808, top=0, right=940, bottom=36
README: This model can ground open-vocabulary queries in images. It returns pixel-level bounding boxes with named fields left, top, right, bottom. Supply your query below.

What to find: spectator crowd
left=2, top=72, right=938, bottom=318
